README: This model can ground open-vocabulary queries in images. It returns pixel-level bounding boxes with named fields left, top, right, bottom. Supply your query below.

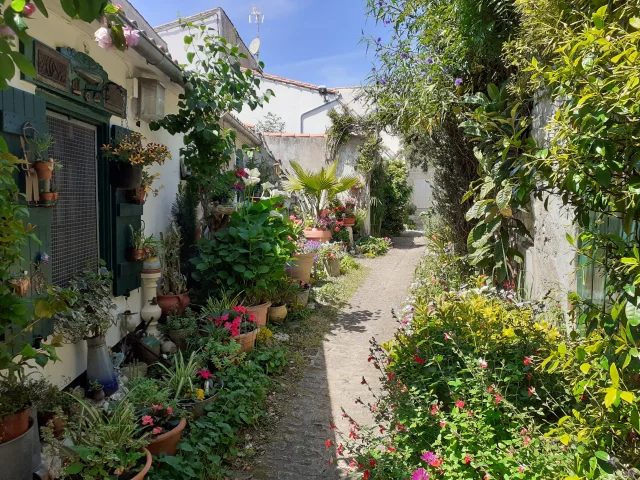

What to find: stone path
left=241, top=232, right=425, bottom=479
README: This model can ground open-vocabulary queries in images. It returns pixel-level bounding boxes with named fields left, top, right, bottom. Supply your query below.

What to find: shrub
left=340, top=256, right=361, bottom=275
left=356, top=237, right=392, bottom=257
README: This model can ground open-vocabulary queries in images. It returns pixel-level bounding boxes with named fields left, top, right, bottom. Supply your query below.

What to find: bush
left=356, top=237, right=392, bottom=257
left=340, top=256, right=361, bottom=275
left=370, top=158, right=413, bottom=236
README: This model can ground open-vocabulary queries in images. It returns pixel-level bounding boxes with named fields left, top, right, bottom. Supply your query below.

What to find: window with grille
left=47, top=113, right=99, bottom=286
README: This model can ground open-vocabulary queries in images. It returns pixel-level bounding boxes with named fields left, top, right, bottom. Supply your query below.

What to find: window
left=47, top=112, right=99, bottom=286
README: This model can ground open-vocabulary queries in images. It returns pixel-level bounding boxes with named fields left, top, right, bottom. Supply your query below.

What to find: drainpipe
left=300, top=92, right=342, bottom=133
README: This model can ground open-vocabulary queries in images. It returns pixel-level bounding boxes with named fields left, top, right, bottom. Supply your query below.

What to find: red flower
left=166, top=407, right=173, bottom=416
left=528, top=386, right=536, bottom=396
left=464, top=454, right=472, bottom=464
left=524, top=356, right=531, bottom=366
left=369, top=460, right=376, bottom=467
left=337, top=443, right=344, bottom=455
left=325, top=440, right=333, bottom=449
left=329, top=423, right=336, bottom=431
left=367, top=356, right=374, bottom=362
left=141, top=415, right=154, bottom=426
left=414, top=355, right=425, bottom=364
left=199, top=369, right=212, bottom=380
left=363, top=471, right=370, bottom=480
left=440, top=421, right=446, bottom=428
left=455, top=399, right=465, bottom=409
left=430, top=458, right=443, bottom=467
left=524, top=436, right=531, bottom=446
left=494, top=394, right=503, bottom=404
left=430, top=404, right=438, bottom=415
left=387, top=446, right=396, bottom=453
left=361, top=376, right=367, bottom=385
left=152, top=426, right=162, bottom=435
left=249, top=313, right=257, bottom=322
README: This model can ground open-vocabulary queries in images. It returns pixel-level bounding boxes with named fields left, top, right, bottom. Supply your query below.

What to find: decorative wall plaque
left=31, top=41, right=127, bottom=118
left=35, top=43, right=69, bottom=91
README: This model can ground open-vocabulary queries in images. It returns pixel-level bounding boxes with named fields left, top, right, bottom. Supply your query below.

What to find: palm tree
left=284, top=160, right=359, bottom=219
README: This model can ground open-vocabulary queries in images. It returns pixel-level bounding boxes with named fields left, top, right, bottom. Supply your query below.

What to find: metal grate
left=47, top=114, right=99, bottom=286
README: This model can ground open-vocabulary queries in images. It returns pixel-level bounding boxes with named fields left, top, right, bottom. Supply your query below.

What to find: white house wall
left=9, top=1, right=184, bottom=387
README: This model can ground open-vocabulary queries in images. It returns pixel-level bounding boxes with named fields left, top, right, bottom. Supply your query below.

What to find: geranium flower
left=464, top=454, right=472, bottom=464
left=439, top=421, right=446, bottom=428
left=249, top=313, right=257, bottom=322
left=141, top=415, right=154, bottom=426
left=199, top=369, right=212, bottom=380
left=166, top=407, right=173, bottom=416
left=444, top=332, right=451, bottom=341
left=412, top=467, right=429, bottom=480
left=524, top=356, right=531, bottom=366
left=523, top=436, right=531, bottom=446
left=152, top=427, right=162, bottom=435
left=414, top=355, right=425, bottom=364
left=455, top=399, right=465, bottom=409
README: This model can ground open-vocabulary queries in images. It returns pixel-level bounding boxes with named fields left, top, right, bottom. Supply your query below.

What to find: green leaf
left=487, top=83, right=499, bottom=101
left=31, top=0, right=48, bottom=16
left=625, top=298, right=640, bottom=326
left=604, top=388, right=617, bottom=408
left=19, top=344, right=37, bottom=359
left=60, top=0, right=76, bottom=17
left=496, top=185, right=512, bottom=210
left=594, top=451, right=610, bottom=461
left=580, top=363, right=591, bottom=374
left=595, top=166, right=611, bottom=187
left=64, top=463, right=84, bottom=475
left=630, top=18, right=640, bottom=30
left=0, top=136, right=8, bottom=153
left=0, top=53, right=16, bottom=81
left=34, top=352, right=49, bottom=367
left=631, top=408, right=640, bottom=431
left=559, top=433, right=570, bottom=445
left=9, top=51, right=36, bottom=78
left=610, top=363, right=620, bottom=389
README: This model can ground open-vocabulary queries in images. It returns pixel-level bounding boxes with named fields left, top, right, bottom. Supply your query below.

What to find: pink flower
left=94, top=27, right=114, bottom=50
left=444, top=332, right=451, bottom=341
left=494, top=394, right=503, bottom=404
left=152, top=426, right=162, bottom=435
left=220, top=314, right=229, bottom=322
left=479, top=358, right=488, bottom=369
left=0, top=25, right=15, bottom=37
left=199, top=369, right=212, bottom=380
left=524, top=356, right=531, bottom=366
left=524, top=436, right=531, bottom=446
left=464, top=454, right=472, bottom=464
left=249, top=313, right=256, bottom=322
left=430, top=404, right=438, bottom=415
left=152, top=404, right=162, bottom=411
left=22, top=3, right=37, bottom=17
left=124, top=28, right=140, bottom=48
left=528, top=386, right=536, bottom=397
left=412, top=467, right=429, bottom=480
left=141, top=415, right=154, bottom=426
left=439, top=421, right=446, bottom=428
left=421, top=451, right=436, bottom=463
left=166, top=407, right=173, bottom=416
left=455, top=399, right=465, bottom=409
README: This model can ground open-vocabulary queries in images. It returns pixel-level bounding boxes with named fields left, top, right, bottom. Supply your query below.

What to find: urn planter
left=268, top=304, right=288, bottom=323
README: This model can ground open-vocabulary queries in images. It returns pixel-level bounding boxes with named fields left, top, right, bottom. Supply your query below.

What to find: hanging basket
left=110, top=163, right=142, bottom=190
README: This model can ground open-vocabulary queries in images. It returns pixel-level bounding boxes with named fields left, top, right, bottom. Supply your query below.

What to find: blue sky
left=131, top=0, right=383, bottom=88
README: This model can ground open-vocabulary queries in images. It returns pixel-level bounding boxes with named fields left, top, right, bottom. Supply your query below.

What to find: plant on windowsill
left=102, top=132, right=171, bottom=190
left=158, top=223, right=189, bottom=317
left=52, top=265, right=120, bottom=395
left=142, top=234, right=162, bottom=273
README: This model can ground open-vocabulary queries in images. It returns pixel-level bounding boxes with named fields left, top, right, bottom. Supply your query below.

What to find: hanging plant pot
left=129, top=248, right=147, bottom=262
left=110, top=163, right=142, bottom=190
left=303, top=227, right=332, bottom=243
left=147, top=418, right=187, bottom=456
left=246, top=302, right=271, bottom=327
left=233, top=330, right=257, bottom=353
left=125, top=187, right=147, bottom=205
left=0, top=418, right=34, bottom=480
left=268, top=304, right=288, bottom=323
left=157, top=293, right=191, bottom=318
left=86, top=335, right=119, bottom=396
left=288, top=253, right=315, bottom=283
left=33, top=162, right=53, bottom=180
left=0, top=408, right=31, bottom=444
left=343, top=217, right=356, bottom=227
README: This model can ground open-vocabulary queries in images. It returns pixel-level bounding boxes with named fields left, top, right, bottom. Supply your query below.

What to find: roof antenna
left=248, top=6, right=264, bottom=61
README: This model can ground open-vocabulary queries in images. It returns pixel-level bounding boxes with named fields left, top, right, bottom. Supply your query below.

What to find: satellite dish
left=249, top=38, right=261, bottom=56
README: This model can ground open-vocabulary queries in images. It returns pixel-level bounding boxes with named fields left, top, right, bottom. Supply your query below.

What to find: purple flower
left=377, top=37, right=382, bottom=43
left=427, top=57, right=434, bottom=64
left=401, top=52, right=408, bottom=59
left=378, top=0, right=383, bottom=6
left=379, top=79, right=386, bottom=85
left=455, top=77, right=463, bottom=86
left=40, top=252, right=49, bottom=264
left=412, top=468, right=429, bottom=480
left=428, top=76, right=432, bottom=82
left=372, top=67, right=376, bottom=72
left=395, top=102, right=402, bottom=107
left=421, top=451, right=436, bottom=463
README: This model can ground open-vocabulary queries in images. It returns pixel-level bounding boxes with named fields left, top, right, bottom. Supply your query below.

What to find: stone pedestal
left=347, top=226, right=354, bottom=247
left=140, top=272, right=162, bottom=339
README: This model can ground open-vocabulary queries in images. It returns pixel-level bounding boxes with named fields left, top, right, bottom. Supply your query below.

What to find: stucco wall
left=522, top=94, right=578, bottom=319
left=8, top=1, right=184, bottom=387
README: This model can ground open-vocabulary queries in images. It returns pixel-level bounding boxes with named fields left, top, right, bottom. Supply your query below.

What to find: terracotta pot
left=0, top=408, right=31, bottom=444
left=130, top=448, right=152, bottom=480
left=126, top=188, right=146, bottom=205
left=110, top=163, right=142, bottom=190
left=268, top=304, right=288, bottom=323
left=147, top=418, right=187, bottom=457
left=39, top=192, right=56, bottom=206
left=289, top=253, right=315, bottom=283
left=303, top=227, right=332, bottom=243
left=233, top=330, right=257, bottom=353
left=157, top=293, right=190, bottom=318
left=246, top=302, right=271, bottom=327
left=168, top=330, right=188, bottom=350
left=33, top=162, right=53, bottom=180
left=343, top=217, right=356, bottom=227
left=52, top=192, right=59, bottom=200
left=325, top=257, right=341, bottom=277
left=129, top=248, right=147, bottom=262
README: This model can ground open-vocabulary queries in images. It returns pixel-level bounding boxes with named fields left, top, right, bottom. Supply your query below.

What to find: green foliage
left=370, top=158, right=413, bottom=236
left=171, top=181, right=199, bottom=278
left=160, top=222, right=187, bottom=296
left=356, top=236, right=392, bottom=257
left=192, top=198, right=296, bottom=303
left=340, top=256, right=361, bottom=275
left=250, top=341, right=289, bottom=375
left=326, top=107, right=381, bottom=173
left=150, top=23, right=272, bottom=191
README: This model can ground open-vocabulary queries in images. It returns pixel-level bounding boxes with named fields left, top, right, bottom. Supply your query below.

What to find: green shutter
left=0, top=87, right=54, bottom=353
left=110, top=125, right=143, bottom=297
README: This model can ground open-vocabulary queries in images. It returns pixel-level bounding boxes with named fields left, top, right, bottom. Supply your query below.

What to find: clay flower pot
left=129, top=248, right=147, bottom=262
left=157, top=293, right=190, bottom=318
left=268, top=304, right=288, bottom=323
left=147, top=417, right=187, bottom=457
left=293, top=289, right=310, bottom=307
left=246, top=302, right=271, bottom=327
left=131, top=448, right=153, bottom=480
left=343, top=217, right=356, bottom=227
left=39, top=192, right=56, bottom=206
left=303, top=227, right=332, bottom=243
left=33, top=161, right=53, bottom=180
left=0, top=408, right=31, bottom=444
left=233, top=329, right=257, bottom=353
left=289, top=253, right=315, bottom=283
left=126, top=187, right=147, bottom=205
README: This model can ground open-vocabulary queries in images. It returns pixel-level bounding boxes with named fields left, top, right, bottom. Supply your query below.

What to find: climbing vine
left=326, top=107, right=380, bottom=173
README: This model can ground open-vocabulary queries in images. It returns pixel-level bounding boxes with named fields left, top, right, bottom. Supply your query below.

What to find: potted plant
left=87, top=380, right=105, bottom=401
left=343, top=199, right=357, bottom=227
left=303, top=209, right=334, bottom=243
left=50, top=182, right=59, bottom=201
left=183, top=367, right=222, bottom=418
left=28, top=133, right=58, bottom=180
left=291, top=281, right=311, bottom=307
left=158, top=223, right=190, bottom=317
left=206, top=306, right=259, bottom=353
left=32, top=380, right=74, bottom=440
left=44, top=395, right=152, bottom=479
left=318, top=243, right=344, bottom=277
left=102, top=132, right=170, bottom=190
left=160, top=308, right=197, bottom=350
left=136, top=402, right=185, bottom=457
left=52, top=266, right=119, bottom=395
left=0, top=379, right=35, bottom=444
left=126, top=169, right=164, bottom=205
left=268, top=279, right=299, bottom=323
left=129, top=224, right=147, bottom=262
left=289, top=240, right=321, bottom=283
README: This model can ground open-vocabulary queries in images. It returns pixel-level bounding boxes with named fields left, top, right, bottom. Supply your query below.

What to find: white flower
left=262, top=181, right=275, bottom=191
left=270, top=189, right=287, bottom=198
left=94, top=27, right=114, bottom=50
left=243, top=168, right=261, bottom=186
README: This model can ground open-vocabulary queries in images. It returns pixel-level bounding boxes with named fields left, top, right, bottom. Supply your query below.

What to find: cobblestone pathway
left=241, top=232, right=426, bottom=479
